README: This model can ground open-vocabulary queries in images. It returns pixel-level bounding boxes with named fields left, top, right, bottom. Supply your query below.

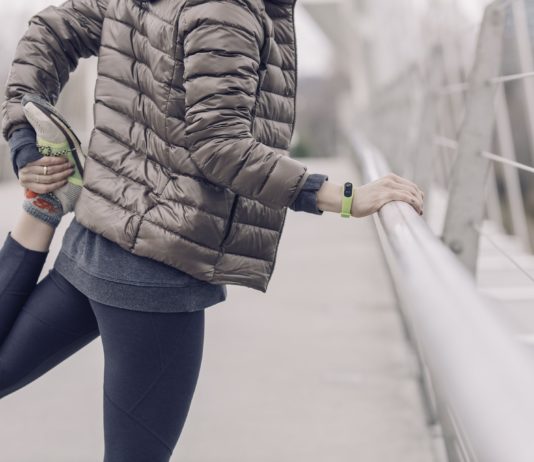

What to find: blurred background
left=3, top=0, right=534, bottom=461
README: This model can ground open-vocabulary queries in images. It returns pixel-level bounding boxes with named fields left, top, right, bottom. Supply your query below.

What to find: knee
left=0, top=360, right=13, bottom=399
left=0, top=357, right=27, bottom=400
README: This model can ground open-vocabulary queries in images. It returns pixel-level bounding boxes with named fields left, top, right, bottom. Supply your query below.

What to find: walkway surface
left=0, top=156, right=436, bottom=462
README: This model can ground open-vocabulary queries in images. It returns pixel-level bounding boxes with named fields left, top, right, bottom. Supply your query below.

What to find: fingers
left=387, top=172, right=424, bottom=199
left=19, top=155, right=74, bottom=193
left=21, top=162, right=73, bottom=177
left=21, top=179, right=68, bottom=195
left=20, top=168, right=74, bottom=186
left=19, top=155, right=74, bottom=194
left=377, top=173, right=423, bottom=214
left=19, top=163, right=73, bottom=193
left=25, top=155, right=70, bottom=168
left=387, top=189, right=423, bottom=215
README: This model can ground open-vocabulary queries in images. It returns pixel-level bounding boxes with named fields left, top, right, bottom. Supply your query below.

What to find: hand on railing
left=316, top=172, right=424, bottom=217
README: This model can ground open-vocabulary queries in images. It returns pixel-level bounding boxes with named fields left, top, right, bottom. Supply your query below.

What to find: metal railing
left=360, top=0, right=534, bottom=261
left=346, top=0, right=534, bottom=460
left=349, top=129, right=534, bottom=462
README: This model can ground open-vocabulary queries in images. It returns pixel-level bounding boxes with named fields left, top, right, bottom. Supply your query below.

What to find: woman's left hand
left=18, top=156, right=74, bottom=194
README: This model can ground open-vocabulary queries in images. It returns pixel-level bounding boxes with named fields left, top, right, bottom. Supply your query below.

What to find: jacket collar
left=264, top=0, right=296, bottom=5
left=132, top=0, right=297, bottom=7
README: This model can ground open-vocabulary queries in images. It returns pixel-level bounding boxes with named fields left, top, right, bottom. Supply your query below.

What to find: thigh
left=91, top=301, right=205, bottom=462
left=0, top=269, right=99, bottom=399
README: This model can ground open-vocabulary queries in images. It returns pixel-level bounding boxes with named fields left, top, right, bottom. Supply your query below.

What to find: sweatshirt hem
left=53, top=250, right=227, bottom=313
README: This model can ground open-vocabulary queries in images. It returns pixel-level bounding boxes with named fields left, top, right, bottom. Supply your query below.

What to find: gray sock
left=22, top=188, right=63, bottom=228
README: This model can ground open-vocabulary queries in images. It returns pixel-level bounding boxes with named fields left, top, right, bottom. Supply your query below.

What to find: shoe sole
left=21, top=94, right=85, bottom=186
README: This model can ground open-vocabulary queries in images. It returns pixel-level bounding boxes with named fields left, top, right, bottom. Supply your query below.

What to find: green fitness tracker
left=341, top=182, right=354, bottom=218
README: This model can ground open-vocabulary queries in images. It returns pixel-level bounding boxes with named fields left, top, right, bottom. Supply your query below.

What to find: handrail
left=349, top=130, right=534, bottom=462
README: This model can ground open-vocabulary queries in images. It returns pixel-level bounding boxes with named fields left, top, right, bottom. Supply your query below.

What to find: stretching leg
left=0, top=232, right=99, bottom=399
left=0, top=203, right=58, bottom=335
left=0, top=231, right=49, bottom=339
left=92, top=301, right=205, bottom=462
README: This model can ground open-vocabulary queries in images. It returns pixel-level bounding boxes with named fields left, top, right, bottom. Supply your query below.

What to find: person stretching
left=0, top=0, right=424, bottom=460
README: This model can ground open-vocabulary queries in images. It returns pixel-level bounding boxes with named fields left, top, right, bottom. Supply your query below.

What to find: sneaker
left=21, top=93, right=85, bottom=213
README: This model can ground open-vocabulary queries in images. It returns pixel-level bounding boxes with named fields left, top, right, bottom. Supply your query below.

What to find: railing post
left=494, top=85, right=532, bottom=252
left=413, top=47, right=443, bottom=201
left=441, top=0, right=506, bottom=274
left=511, top=0, right=534, bottom=165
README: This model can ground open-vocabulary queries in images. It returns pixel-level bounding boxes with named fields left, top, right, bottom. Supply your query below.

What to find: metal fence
left=350, top=128, right=534, bottom=462
left=349, top=0, right=534, bottom=460
left=359, top=0, right=534, bottom=268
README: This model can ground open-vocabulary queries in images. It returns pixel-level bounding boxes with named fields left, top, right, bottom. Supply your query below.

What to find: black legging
left=0, top=232, right=205, bottom=461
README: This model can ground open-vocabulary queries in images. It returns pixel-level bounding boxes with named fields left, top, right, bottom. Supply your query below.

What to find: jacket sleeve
left=1, top=0, right=108, bottom=142
left=180, top=0, right=310, bottom=210
left=8, top=126, right=42, bottom=179
left=289, top=173, right=329, bottom=214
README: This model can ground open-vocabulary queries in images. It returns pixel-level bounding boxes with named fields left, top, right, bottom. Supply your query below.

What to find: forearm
left=316, top=180, right=346, bottom=214
left=181, top=1, right=310, bottom=210
left=1, top=0, right=107, bottom=141
left=289, top=173, right=357, bottom=217
left=188, top=137, right=309, bottom=210
left=288, top=173, right=328, bottom=214
left=317, top=181, right=361, bottom=217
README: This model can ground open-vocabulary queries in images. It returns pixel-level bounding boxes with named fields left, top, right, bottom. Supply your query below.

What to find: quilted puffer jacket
left=1, top=0, right=311, bottom=292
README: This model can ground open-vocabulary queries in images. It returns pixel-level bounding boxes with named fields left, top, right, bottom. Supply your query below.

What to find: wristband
left=341, top=182, right=354, bottom=218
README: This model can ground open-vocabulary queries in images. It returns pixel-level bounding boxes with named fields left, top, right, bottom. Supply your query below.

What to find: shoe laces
left=37, top=144, right=76, bottom=157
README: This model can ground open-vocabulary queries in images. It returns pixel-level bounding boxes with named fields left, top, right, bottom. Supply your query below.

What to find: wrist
left=317, top=180, right=343, bottom=213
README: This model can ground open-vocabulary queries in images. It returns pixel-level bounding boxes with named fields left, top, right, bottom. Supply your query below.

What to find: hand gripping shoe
left=21, top=93, right=85, bottom=214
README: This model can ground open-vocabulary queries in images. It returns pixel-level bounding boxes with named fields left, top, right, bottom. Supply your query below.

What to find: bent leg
left=0, top=268, right=99, bottom=399
left=91, top=302, right=205, bottom=462
left=0, top=232, right=49, bottom=340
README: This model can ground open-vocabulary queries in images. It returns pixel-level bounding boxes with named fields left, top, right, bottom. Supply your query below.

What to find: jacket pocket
left=220, top=193, right=239, bottom=250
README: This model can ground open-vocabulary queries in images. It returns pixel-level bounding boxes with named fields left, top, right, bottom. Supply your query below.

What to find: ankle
left=7, top=231, right=49, bottom=256
left=22, top=189, right=63, bottom=228
left=12, top=209, right=56, bottom=252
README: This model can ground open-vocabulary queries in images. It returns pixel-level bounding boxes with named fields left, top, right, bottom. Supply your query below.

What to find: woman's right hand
left=351, top=173, right=424, bottom=217
left=317, top=172, right=424, bottom=217
left=18, top=156, right=74, bottom=194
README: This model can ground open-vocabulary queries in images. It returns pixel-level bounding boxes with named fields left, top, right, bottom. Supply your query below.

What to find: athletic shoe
left=21, top=93, right=85, bottom=214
